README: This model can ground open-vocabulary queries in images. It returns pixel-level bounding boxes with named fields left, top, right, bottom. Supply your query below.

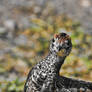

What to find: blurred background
left=0, top=0, right=92, bottom=92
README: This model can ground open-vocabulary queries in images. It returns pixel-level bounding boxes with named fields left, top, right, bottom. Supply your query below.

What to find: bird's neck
left=47, top=51, right=66, bottom=74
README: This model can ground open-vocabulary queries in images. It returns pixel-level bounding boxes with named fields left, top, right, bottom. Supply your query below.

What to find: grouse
left=24, top=33, right=92, bottom=92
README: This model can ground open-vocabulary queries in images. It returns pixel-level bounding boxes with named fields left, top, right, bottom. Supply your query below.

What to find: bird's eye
left=67, top=40, right=71, bottom=46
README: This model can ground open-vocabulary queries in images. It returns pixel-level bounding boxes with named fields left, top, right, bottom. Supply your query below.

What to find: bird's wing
left=56, top=76, right=92, bottom=91
left=24, top=67, right=34, bottom=92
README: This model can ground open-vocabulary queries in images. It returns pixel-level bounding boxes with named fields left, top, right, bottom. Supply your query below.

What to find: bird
left=24, top=33, right=92, bottom=92
left=56, top=76, right=92, bottom=92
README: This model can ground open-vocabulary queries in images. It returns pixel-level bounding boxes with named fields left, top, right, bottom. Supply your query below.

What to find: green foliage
left=0, top=78, right=24, bottom=92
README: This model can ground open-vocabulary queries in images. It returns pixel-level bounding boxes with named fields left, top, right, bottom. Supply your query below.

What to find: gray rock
left=3, top=19, right=17, bottom=31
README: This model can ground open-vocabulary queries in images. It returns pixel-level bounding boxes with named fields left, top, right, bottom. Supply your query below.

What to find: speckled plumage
left=56, top=76, right=92, bottom=92
left=24, top=52, right=66, bottom=92
left=24, top=33, right=92, bottom=92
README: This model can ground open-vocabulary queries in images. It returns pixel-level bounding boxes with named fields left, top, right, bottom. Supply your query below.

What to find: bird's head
left=50, top=33, right=72, bottom=57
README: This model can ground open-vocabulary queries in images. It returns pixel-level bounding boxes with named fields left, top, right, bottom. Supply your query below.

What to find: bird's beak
left=57, top=49, right=66, bottom=57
